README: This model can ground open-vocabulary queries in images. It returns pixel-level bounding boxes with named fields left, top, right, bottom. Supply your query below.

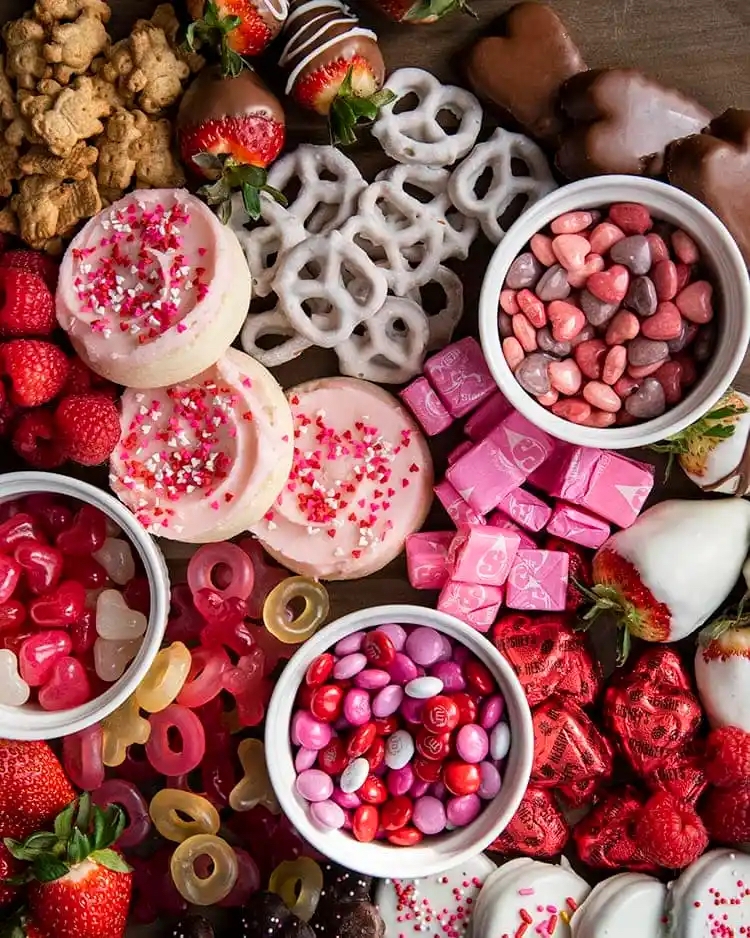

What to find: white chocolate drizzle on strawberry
left=262, top=0, right=290, bottom=20
left=280, top=0, right=376, bottom=94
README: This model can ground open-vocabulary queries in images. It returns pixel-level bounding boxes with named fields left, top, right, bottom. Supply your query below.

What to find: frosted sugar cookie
left=666, top=848, right=750, bottom=938
left=570, top=872, right=666, bottom=938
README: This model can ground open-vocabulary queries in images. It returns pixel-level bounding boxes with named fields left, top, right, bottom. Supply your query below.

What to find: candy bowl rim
left=264, top=603, right=533, bottom=879
left=0, top=471, right=170, bottom=740
left=478, top=174, right=750, bottom=449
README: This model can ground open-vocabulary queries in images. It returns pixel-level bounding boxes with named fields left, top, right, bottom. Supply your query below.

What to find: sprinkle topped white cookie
left=666, top=848, right=750, bottom=938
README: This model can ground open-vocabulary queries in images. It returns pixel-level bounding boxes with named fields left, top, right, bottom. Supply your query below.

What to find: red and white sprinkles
left=667, top=850, right=750, bottom=938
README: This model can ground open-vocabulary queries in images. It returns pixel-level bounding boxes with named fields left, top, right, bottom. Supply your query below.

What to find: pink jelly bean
left=566, top=253, right=605, bottom=289
left=38, top=657, right=92, bottom=711
left=478, top=762, right=502, bottom=800
left=548, top=300, right=586, bottom=342
left=589, top=222, right=625, bottom=255
left=536, top=390, right=559, bottom=407
left=551, top=211, right=594, bottom=235
left=62, top=724, right=105, bottom=791
left=387, top=652, right=419, bottom=685
left=583, top=381, right=622, bottom=413
left=446, top=793, right=482, bottom=827
left=516, top=290, right=546, bottom=329
left=354, top=669, right=391, bottom=690
left=431, top=660, right=465, bottom=692
left=376, top=624, right=407, bottom=651
left=335, top=631, right=365, bottom=655
left=19, top=629, right=72, bottom=686
left=502, top=336, right=525, bottom=370
left=456, top=724, right=490, bottom=763
left=605, top=310, right=640, bottom=345
left=332, top=788, right=361, bottom=809
left=310, top=799, right=346, bottom=830
left=512, top=313, right=538, bottom=352
left=187, top=542, right=255, bottom=601
left=343, top=688, right=371, bottom=726
left=602, top=345, right=627, bottom=385
left=672, top=229, right=700, bottom=264
left=548, top=359, right=582, bottom=396
left=176, top=645, right=230, bottom=709
left=387, top=765, right=414, bottom=796
left=412, top=796, right=447, bottom=835
left=530, top=232, right=556, bottom=266
left=500, top=289, right=520, bottom=315
left=404, top=627, right=444, bottom=667
left=653, top=260, right=679, bottom=301
left=551, top=398, right=592, bottom=424
left=146, top=704, right=206, bottom=776
left=295, top=769, right=334, bottom=803
left=293, top=711, right=332, bottom=750
left=92, top=779, right=151, bottom=849
left=295, top=747, right=319, bottom=771
left=480, top=695, right=505, bottom=730
left=333, top=653, right=367, bottom=680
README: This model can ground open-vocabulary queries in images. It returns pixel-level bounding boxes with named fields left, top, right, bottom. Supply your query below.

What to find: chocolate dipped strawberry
left=186, top=0, right=289, bottom=73
left=279, top=0, right=394, bottom=145
left=177, top=65, right=286, bottom=221
left=367, top=0, right=473, bottom=24
left=579, top=498, right=750, bottom=663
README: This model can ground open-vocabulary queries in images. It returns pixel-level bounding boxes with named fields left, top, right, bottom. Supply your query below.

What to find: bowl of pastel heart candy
left=0, top=472, right=169, bottom=740
left=264, top=604, right=533, bottom=879
left=479, top=175, right=750, bottom=448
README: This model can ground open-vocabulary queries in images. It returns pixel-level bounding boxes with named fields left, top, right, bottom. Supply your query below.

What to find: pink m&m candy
left=387, top=653, right=419, bottom=685
left=405, top=627, right=444, bottom=667
left=376, top=624, right=407, bottom=651
left=343, top=688, right=371, bottom=726
left=372, top=684, right=403, bottom=718
left=446, top=793, right=482, bottom=827
left=310, top=799, right=346, bottom=830
left=412, top=796, right=446, bottom=835
left=292, top=711, right=332, bottom=750
left=295, top=769, right=334, bottom=803
left=480, top=694, right=505, bottom=730
left=478, top=761, right=502, bottom=800
left=354, top=668, right=391, bottom=690
left=456, top=724, right=489, bottom=764
left=333, top=653, right=367, bottom=680
left=430, top=660, right=466, bottom=692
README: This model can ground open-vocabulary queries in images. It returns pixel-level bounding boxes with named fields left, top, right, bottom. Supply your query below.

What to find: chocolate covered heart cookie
left=666, top=108, right=750, bottom=264
left=465, top=2, right=586, bottom=143
left=556, top=68, right=711, bottom=178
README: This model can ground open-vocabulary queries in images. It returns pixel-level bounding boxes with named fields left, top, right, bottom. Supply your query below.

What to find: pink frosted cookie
left=57, top=189, right=251, bottom=388
left=251, top=377, right=434, bottom=580
left=109, top=349, right=293, bottom=543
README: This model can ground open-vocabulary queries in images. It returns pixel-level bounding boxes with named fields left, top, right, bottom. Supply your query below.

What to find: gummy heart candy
left=19, top=629, right=73, bottom=686
left=71, top=609, right=97, bottom=655
left=0, top=600, right=26, bottom=633
left=488, top=786, right=570, bottom=857
left=93, top=538, right=136, bottom=587
left=238, top=539, right=288, bottom=621
left=63, top=555, right=111, bottom=590
left=194, top=587, right=247, bottom=628
left=29, top=580, right=86, bottom=628
left=166, top=584, right=207, bottom=645
left=123, top=576, right=150, bottom=617
left=0, top=513, right=46, bottom=551
left=94, top=636, right=140, bottom=682
left=62, top=724, right=105, bottom=790
left=573, top=787, right=656, bottom=872
left=15, top=540, right=63, bottom=595
left=532, top=698, right=613, bottom=787
left=31, top=501, right=74, bottom=538
left=222, top=648, right=270, bottom=728
left=0, top=626, right=35, bottom=656
left=0, top=555, right=20, bottom=605
left=55, top=505, right=107, bottom=555
left=96, top=589, right=147, bottom=641
left=0, top=648, right=30, bottom=706
left=38, top=655, right=92, bottom=710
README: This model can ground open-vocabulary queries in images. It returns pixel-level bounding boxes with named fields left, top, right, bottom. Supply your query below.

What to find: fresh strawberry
left=578, top=499, right=750, bottom=663
left=695, top=613, right=750, bottom=733
left=701, top=783, right=750, bottom=845
left=12, top=410, right=67, bottom=469
left=0, top=340, right=68, bottom=408
left=0, top=740, right=75, bottom=839
left=0, top=269, right=55, bottom=338
left=544, top=535, right=592, bottom=612
left=177, top=67, right=286, bottom=221
left=634, top=791, right=708, bottom=869
left=0, top=250, right=59, bottom=292
left=6, top=796, right=132, bottom=938
left=54, top=394, right=121, bottom=466
left=368, top=0, right=473, bottom=23
left=0, top=841, right=24, bottom=907
left=703, top=726, right=750, bottom=787
left=186, top=0, right=283, bottom=73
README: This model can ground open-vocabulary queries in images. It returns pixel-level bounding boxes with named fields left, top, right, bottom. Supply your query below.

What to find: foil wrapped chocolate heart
left=557, top=774, right=608, bottom=809
left=492, top=613, right=602, bottom=708
left=488, top=786, right=569, bottom=858
left=603, top=647, right=702, bottom=776
left=573, top=786, right=657, bottom=872
left=531, top=698, right=613, bottom=786
left=644, top=746, right=708, bottom=806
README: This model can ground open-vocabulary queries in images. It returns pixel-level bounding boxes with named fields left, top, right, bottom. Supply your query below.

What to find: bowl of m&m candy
left=264, top=604, right=533, bottom=879
left=0, top=472, right=170, bottom=740
left=479, top=175, right=750, bottom=448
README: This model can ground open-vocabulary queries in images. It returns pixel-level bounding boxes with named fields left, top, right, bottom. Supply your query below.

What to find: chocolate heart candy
left=536, top=263, right=572, bottom=302
left=667, top=108, right=750, bottom=265
left=312, top=901, right=384, bottom=938
left=318, top=862, right=373, bottom=907
left=466, top=2, right=586, bottom=143
left=537, top=325, right=572, bottom=358
left=515, top=352, right=551, bottom=395
left=610, top=235, right=652, bottom=275
left=506, top=251, right=543, bottom=290
left=580, top=288, right=618, bottom=326
left=531, top=697, right=612, bottom=786
left=573, top=787, right=657, bottom=872
left=627, top=337, right=668, bottom=366
left=644, top=748, right=708, bottom=806
left=624, top=276, right=658, bottom=316
left=625, top=378, right=666, bottom=419
left=556, top=68, right=711, bottom=179
left=629, top=647, right=692, bottom=690
left=488, top=786, right=569, bottom=857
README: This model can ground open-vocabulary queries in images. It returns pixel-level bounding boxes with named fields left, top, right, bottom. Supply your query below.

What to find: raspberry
left=62, top=356, right=119, bottom=400
left=12, top=410, right=66, bottom=469
left=704, top=726, right=750, bottom=787
left=0, top=250, right=59, bottom=291
left=0, top=339, right=69, bottom=407
left=54, top=394, right=121, bottom=466
left=634, top=791, right=708, bottom=869
left=0, top=268, right=55, bottom=337
left=701, top=783, right=750, bottom=844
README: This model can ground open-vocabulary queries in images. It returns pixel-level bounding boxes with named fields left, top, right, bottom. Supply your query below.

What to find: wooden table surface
left=1, top=0, right=749, bottom=932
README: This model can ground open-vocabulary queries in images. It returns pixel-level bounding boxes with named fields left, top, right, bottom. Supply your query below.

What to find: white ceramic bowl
left=479, top=176, right=750, bottom=449
left=0, top=472, right=170, bottom=740
left=264, top=604, right=533, bottom=879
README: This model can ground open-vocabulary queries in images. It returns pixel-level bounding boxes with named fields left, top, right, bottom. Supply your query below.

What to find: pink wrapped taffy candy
left=424, top=337, right=496, bottom=418
left=464, top=390, right=513, bottom=441
left=437, top=580, right=505, bottom=632
left=506, top=549, right=569, bottom=611
left=447, top=523, right=520, bottom=586
left=399, top=377, right=454, bottom=437
left=494, top=487, right=552, bottom=533
left=434, top=481, right=486, bottom=527
left=405, top=531, right=453, bottom=590
left=547, top=503, right=611, bottom=549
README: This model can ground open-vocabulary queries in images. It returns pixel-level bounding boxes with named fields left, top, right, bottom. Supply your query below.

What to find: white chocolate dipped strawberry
left=580, top=498, right=750, bottom=663
left=652, top=389, right=750, bottom=494
left=695, top=608, right=750, bottom=733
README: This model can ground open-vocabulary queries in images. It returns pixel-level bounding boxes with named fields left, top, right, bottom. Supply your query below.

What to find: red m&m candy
left=387, top=826, right=423, bottom=846
left=443, top=760, right=481, bottom=796
left=317, top=738, right=349, bottom=775
left=374, top=715, right=400, bottom=737
left=358, top=774, right=388, bottom=805
left=381, top=795, right=413, bottom=831
left=305, top=653, right=335, bottom=687
left=347, top=722, right=378, bottom=759
left=413, top=756, right=443, bottom=783
left=465, top=660, right=495, bottom=696
left=451, top=692, right=478, bottom=726
left=365, top=737, right=386, bottom=772
left=362, top=630, right=396, bottom=667
left=309, top=684, right=344, bottom=722
left=422, top=695, right=460, bottom=733
left=416, top=728, right=452, bottom=762
left=352, top=804, right=379, bottom=842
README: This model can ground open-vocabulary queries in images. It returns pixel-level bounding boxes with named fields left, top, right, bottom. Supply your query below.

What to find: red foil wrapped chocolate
left=531, top=698, right=613, bottom=787
left=604, top=647, right=702, bottom=777
left=573, top=786, right=657, bottom=872
left=488, top=786, right=570, bottom=858
left=644, top=746, right=708, bottom=806
left=492, top=613, right=602, bottom=708
left=557, top=775, right=608, bottom=809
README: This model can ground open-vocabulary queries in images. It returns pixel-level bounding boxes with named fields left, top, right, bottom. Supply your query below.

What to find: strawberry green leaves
left=185, top=0, right=247, bottom=78
left=194, top=152, right=287, bottom=223
left=330, top=68, right=396, bottom=147
left=403, top=0, right=476, bottom=21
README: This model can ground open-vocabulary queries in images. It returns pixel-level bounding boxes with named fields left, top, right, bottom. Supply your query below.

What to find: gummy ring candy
left=92, top=779, right=151, bottom=849
left=149, top=789, right=220, bottom=843
left=136, top=642, right=192, bottom=713
left=170, top=834, right=238, bottom=906
left=187, top=543, right=255, bottom=602
left=262, top=576, right=329, bottom=645
left=269, top=857, right=324, bottom=922
left=146, top=704, right=206, bottom=776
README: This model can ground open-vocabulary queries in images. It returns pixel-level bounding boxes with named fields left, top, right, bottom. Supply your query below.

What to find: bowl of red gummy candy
left=264, top=604, right=533, bottom=879
left=478, top=175, right=750, bottom=448
left=0, top=472, right=169, bottom=740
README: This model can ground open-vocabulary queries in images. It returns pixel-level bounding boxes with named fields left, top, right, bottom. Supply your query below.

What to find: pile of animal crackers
left=0, top=0, right=198, bottom=253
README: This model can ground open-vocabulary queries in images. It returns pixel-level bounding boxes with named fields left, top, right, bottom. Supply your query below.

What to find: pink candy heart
left=641, top=302, right=683, bottom=341
left=19, top=630, right=73, bottom=687
left=675, top=281, right=713, bottom=324
left=548, top=301, right=586, bottom=342
left=589, top=222, right=625, bottom=255
left=38, top=656, right=92, bottom=711
left=587, top=265, right=630, bottom=304
left=552, top=234, right=590, bottom=271
left=567, top=254, right=605, bottom=289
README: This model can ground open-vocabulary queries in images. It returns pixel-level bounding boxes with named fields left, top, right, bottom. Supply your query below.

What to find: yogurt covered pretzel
left=240, top=306, right=313, bottom=367
left=372, top=67, right=483, bottom=166
left=448, top=127, right=557, bottom=243
left=406, top=264, right=464, bottom=350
